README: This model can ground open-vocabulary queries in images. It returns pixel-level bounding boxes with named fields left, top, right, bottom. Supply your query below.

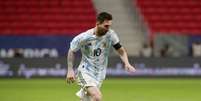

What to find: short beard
left=97, top=28, right=108, bottom=36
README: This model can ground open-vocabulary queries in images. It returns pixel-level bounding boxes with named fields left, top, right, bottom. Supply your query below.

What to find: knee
left=91, top=93, right=102, bottom=101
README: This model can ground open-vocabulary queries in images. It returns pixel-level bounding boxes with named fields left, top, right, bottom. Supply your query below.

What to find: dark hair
left=96, top=12, right=113, bottom=24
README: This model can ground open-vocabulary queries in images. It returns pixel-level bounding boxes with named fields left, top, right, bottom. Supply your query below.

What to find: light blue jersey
left=70, top=28, right=119, bottom=80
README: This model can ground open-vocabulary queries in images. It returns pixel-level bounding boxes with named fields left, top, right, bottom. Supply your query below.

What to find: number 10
left=94, top=48, right=101, bottom=56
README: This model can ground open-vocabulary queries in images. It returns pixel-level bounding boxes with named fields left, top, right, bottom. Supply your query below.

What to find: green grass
left=0, top=78, right=201, bottom=101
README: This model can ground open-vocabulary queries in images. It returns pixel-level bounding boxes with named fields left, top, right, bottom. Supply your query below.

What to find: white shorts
left=76, top=70, right=103, bottom=89
left=76, top=70, right=103, bottom=99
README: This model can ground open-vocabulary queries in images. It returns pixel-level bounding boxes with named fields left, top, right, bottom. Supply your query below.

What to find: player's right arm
left=66, top=49, right=76, bottom=84
left=66, top=34, right=84, bottom=84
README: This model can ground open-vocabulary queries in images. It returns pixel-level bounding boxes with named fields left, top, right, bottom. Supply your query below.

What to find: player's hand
left=125, top=64, right=136, bottom=73
left=66, top=69, right=75, bottom=84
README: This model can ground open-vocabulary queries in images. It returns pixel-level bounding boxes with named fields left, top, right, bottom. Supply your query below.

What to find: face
left=96, top=20, right=112, bottom=36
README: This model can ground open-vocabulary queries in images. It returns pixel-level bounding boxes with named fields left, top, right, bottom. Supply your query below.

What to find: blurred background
left=1, top=0, right=201, bottom=78
left=0, top=0, right=201, bottom=101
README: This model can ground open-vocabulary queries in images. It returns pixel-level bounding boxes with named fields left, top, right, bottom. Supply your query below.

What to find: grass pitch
left=0, top=78, right=201, bottom=101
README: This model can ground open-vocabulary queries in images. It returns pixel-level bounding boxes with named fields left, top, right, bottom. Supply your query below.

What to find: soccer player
left=66, top=12, right=136, bottom=101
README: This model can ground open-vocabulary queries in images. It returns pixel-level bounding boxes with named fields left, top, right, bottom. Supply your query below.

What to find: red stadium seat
left=0, top=0, right=96, bottom=36
left=135, top=0, right=201, bottom=35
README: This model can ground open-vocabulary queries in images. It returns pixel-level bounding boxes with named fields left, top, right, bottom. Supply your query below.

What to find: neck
left=94, top=27, right=101, bottom=37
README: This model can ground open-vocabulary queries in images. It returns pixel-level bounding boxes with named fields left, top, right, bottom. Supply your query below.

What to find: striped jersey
left=70, top=28, right=119, bottom=80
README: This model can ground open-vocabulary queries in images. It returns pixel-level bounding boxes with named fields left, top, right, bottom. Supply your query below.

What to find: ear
left=96, top=21, right=100, bottom=25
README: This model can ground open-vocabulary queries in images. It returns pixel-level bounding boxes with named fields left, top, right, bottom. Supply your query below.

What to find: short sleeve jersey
left=70, top=28, right=120, bottom=78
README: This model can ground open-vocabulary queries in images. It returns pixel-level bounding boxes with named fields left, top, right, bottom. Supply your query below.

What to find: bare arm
left=116, top=47, right=136, bottom=72
left=67, top=49, right=75, bottom=71
left=66, top=49, right=76, bottom=84
left=116, top=47, right=129, bottom=65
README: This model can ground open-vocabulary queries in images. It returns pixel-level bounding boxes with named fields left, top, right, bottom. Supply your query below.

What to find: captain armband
left=113, top=42, right=122, bottom=50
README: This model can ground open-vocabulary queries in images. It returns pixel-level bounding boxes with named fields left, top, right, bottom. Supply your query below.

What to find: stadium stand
left=0, top=0, right=96, bottom=35
left=0, top=0, right=96, bottom=56
left=135, top=0, right=201, bottom=57
left=93, top=0, right=146, bottom=56
left=136, top=0, right=201, bottom=35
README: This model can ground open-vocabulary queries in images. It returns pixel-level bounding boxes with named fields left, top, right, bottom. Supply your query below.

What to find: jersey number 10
left=94, top=48, right=102, bottom=56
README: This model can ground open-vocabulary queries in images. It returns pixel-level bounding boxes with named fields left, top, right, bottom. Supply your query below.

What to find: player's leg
left=76, top=70, right=102, bottom=101
left=76, top=71, right=92, bottom=101
left=82, top=93, right=91, bottom=101
left=86, top=86, right=102, bottom=101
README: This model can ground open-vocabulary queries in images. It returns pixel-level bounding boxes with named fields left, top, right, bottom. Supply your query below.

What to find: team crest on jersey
left=91, top=41, right=96, bottom=46
left=84, top=42, right=92, bottom=49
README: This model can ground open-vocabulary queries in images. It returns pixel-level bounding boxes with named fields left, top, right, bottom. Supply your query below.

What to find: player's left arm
left=115, top=45, right=136, bottom=73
